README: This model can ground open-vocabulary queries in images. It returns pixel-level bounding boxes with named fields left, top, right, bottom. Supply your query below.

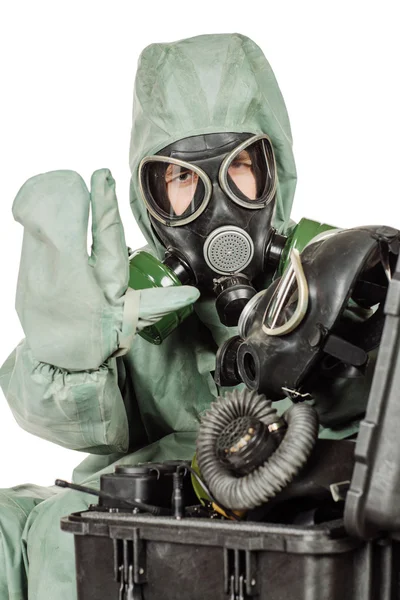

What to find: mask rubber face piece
left=139, top=132, right=278, bottom=292
left=236, top=227, right=400, bottom=407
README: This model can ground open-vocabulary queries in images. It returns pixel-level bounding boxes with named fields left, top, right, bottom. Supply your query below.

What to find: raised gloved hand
left=12, top=169, right=199, bottom=371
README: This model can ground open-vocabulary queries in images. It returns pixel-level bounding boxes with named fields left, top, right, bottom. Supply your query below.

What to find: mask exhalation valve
left=203, top=226, right=254, bottom=274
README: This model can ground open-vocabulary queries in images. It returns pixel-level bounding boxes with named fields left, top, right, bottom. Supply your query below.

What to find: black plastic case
left=61, top=511, right=400, bottom=600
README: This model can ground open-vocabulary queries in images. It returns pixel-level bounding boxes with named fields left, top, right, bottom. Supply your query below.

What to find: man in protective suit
left=0, top=33, right=363, bottom=600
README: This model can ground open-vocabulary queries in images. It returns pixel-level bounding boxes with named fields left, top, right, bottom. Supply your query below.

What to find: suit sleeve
left=0, top=339, right=129, bottom=454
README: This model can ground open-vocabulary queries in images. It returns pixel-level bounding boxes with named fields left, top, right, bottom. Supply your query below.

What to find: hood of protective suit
left=129, top=33, right=296, bottom=253
left=129, top=33, right=297, bottom=346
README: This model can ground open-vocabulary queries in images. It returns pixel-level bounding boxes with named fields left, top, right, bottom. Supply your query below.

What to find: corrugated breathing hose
left=196, top=389, right=319, bottom=510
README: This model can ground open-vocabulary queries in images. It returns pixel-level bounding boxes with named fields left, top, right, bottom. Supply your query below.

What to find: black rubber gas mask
left=139, top=132, right=283, bottom=326
left=215, top=226, right=400, bottom=424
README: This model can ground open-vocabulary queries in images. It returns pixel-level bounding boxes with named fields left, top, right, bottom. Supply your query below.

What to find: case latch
left=113, top=529, right=146, bottom=600
left=224, top=548, right=258, bottom=599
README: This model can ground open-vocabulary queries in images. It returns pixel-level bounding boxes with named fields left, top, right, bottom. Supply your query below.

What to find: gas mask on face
left=137, top=132, right=285, bottom=326
left=215, top=226, right=400, bottom=425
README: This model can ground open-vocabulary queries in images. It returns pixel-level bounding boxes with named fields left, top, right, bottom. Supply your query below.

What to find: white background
left=1, top=1, right=399, bottom=488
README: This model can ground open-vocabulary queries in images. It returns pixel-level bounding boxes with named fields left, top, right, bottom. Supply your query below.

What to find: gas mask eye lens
left=262, top=249, right=309, bottom=336
left=220, top=135, right=277, bottom=209
left=139, top=157, right=211, bottom=226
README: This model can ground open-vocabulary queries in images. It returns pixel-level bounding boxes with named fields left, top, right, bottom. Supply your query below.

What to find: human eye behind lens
left=166, top=166, right=198, bottom=186
left=177, top=170, right=194, bottom=183
left=229, top=151, right=253, bottom=171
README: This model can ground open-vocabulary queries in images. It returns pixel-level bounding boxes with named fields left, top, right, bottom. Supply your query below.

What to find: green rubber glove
left=12, top=169, right=199, bottom=371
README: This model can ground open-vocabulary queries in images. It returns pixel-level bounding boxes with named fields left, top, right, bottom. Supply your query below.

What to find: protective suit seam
left=95, top=376, right=127, bottom=454
left=211, top=35, right=247, bottom=126
left=144, top=45, right=169, bottom=102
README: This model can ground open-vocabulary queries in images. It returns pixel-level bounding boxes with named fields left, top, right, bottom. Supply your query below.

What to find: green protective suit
left=0, top=33, right=361, bottom=600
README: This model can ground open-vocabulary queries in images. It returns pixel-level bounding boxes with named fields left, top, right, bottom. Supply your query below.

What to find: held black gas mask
left=138, top=132, right=285, bottom=326
left=215, top=226, right=400, bottom=426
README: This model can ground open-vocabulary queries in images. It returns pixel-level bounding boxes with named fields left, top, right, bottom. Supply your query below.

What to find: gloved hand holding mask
left=12, top=168, right=199, bottom=371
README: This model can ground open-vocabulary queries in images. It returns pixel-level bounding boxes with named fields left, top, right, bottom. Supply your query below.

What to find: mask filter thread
left=203, top=226, right=254, bottom=275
